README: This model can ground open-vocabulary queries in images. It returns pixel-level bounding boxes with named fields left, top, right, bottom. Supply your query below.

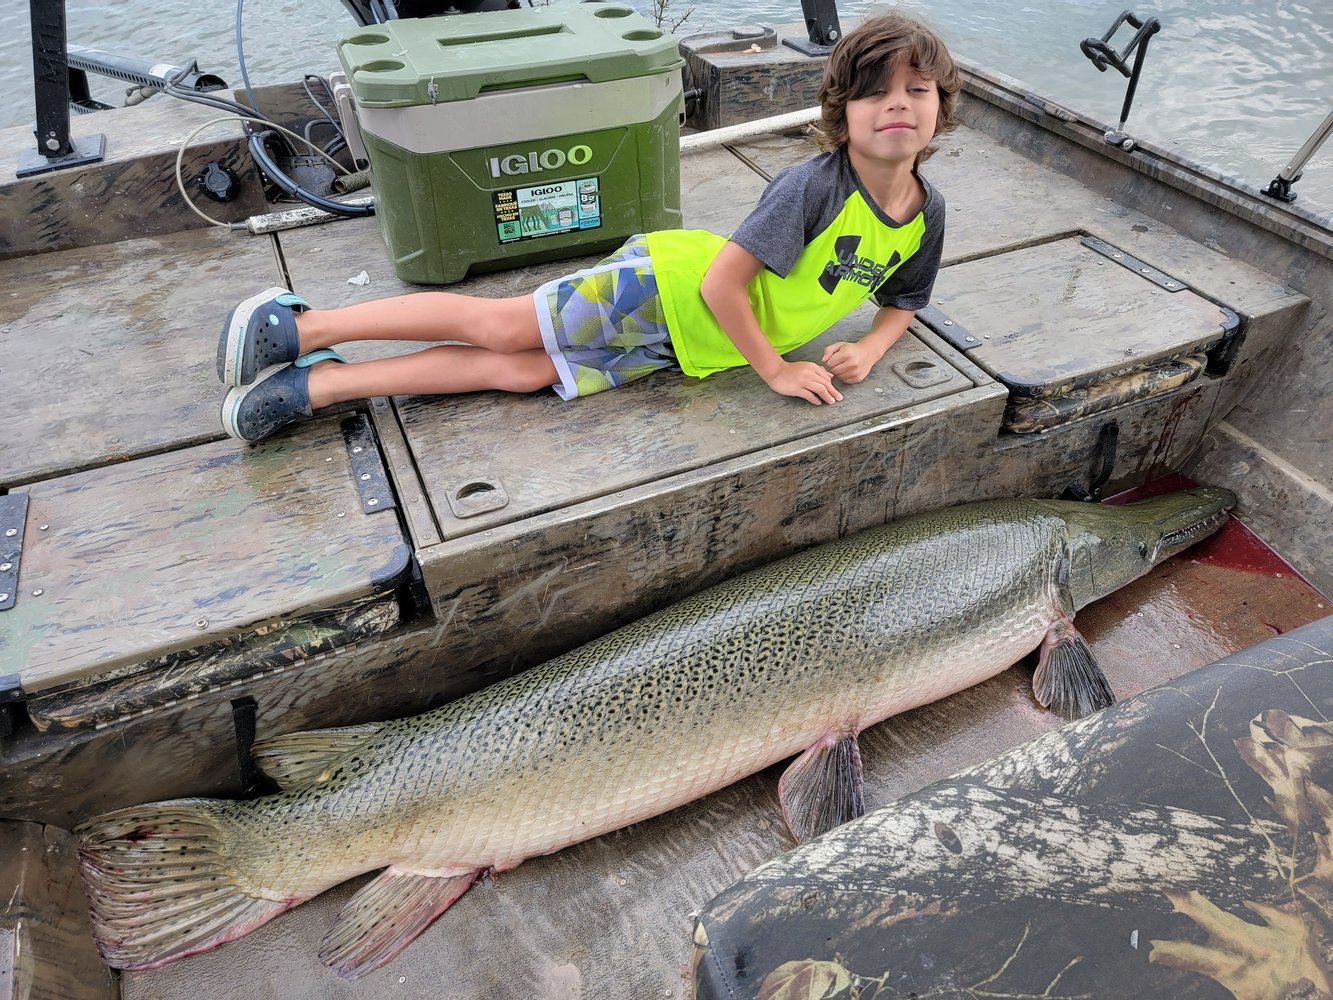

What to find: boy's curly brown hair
left=811, top=12, right=961, bottom=165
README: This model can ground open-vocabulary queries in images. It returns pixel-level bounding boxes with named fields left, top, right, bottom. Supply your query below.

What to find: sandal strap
left=276, top=292, right=310, bottom=311
left=294, top=348, right=347, bottom=368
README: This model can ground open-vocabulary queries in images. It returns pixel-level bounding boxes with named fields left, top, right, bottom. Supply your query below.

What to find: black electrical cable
left=302, top=74, right=342, bottom=133
left=164, top=83, right=262, bottom=119
left=235, top=0, right=262, bottom=117
left=248, top=130, right=374, bottom=217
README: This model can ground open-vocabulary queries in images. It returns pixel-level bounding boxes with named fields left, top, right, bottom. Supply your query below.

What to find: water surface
left=2, top=0, right=1328, bottom=206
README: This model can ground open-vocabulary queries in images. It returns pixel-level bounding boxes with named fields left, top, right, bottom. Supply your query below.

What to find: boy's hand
left=822, top=341, right=884, bottom=384
left=762, top=360, right=844, bottom=405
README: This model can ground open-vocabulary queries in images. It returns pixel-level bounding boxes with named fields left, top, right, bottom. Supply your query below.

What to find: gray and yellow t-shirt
left=645, top=148, right=945, bottom=378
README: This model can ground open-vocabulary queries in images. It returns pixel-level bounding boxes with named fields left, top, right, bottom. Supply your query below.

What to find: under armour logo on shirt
left=819, top=235, right=901, bottom=294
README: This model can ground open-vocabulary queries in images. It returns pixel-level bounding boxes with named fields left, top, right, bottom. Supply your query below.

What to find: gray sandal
left=217, top=287, right=309, bottom=386
left=221, top=350, right=346, bottom=442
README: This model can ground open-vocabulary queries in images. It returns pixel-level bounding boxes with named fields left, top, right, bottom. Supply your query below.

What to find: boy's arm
left=822, top=306, right=915, bottom=384
left=700, top=242, right=843, bottom=405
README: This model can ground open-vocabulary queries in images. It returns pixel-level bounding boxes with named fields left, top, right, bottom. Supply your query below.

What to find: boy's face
left=844, top=61, right=940, bottom=168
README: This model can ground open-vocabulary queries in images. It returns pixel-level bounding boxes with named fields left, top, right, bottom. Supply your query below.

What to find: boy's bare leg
left=307, top=345, right=558, bottom=408
left=297, top=292, right=543, bottom=354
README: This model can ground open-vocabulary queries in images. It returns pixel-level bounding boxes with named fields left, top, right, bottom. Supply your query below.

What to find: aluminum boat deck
left=0, top=50, right=1331, bottom=999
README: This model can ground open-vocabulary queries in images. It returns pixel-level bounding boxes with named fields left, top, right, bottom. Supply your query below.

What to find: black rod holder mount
left=1080, top=9, right=1161, bottom=151
left=782, top=0, right=842, bottom=57
left=18, top=0, right=105, bottom=178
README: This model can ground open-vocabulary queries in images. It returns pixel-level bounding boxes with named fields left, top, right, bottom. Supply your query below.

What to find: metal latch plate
left=0, top=493, right=28, bottom=611
left=915, top=305, right=984, bottom=353
left=1082, top=236, right=1189, bottom=291
left=343, top=414, right=397, bottom=515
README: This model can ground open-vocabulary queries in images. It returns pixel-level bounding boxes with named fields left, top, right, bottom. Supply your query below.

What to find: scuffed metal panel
left=2, top=414, right=409, bottom=697
left=404, top=323, right=973, bottom=545
left=927, top=237, right=1231, bottom=398
left=0, top=820, right=117, bottom=1000
left=26, top=593, right=400, bottom=732
left=0, top=226, right=284, bottom=490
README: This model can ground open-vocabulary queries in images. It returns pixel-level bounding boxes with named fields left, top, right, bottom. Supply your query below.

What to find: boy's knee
left=494, top=357, right=556, bottom=394
left=521, top=365, right=559, bottom=393
left=482, top=323, right=521, bottom=353
left=483, top=299, right=541, bottom=353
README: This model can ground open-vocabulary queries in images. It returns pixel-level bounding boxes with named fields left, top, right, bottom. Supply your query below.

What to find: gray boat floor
left=32, top=124, right=1312, bottom=995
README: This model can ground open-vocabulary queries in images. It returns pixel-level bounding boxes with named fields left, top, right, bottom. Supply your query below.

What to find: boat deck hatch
left=394, top=315, right=977, bottom=545
left=0, top=413, right=411, bottom=731
left=919, top=235, right=1239, bottom=432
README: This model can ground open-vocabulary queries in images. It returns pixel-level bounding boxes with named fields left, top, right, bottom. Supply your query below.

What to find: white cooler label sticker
left=493, top=177, right=602, bottom=244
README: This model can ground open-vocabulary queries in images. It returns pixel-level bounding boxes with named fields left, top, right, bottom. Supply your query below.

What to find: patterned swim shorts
left=533, top=235, right=678, bottom=400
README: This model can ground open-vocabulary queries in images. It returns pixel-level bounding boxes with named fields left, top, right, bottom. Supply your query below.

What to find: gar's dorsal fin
left=251, top=723, right=386, bottom=790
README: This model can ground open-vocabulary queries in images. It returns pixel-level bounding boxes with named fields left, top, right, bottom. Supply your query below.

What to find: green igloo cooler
left=338, top=2, right=685, bottom=285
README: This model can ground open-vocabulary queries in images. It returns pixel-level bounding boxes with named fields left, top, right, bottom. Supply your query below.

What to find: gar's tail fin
left=77, top=800, right=294, bottom=970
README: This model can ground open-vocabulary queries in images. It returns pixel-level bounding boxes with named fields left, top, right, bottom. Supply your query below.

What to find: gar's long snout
left=1049, top=486, right=1237, bottom=609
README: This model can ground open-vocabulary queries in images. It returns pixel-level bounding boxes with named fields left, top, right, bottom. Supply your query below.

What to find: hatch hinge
left=0, top=494, right=29, bottom=613
left=1082, top=236, right=1189, bottom=292
left=914, top=305, right=985, bottom=353
left=342, top=413, right=397, bottom=515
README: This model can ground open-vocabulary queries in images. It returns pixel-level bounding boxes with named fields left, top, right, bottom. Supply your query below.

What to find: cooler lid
left=338, top=4, right=684, bottom=108
left=0, top=414, right=411, bottom=699
left=919, top=235, right=1237, bottom=397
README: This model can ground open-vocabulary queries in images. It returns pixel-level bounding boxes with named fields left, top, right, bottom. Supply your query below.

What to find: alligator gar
left=77, top=487, right=1234, bottom=979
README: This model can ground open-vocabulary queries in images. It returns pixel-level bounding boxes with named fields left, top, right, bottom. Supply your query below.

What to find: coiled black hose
left=247, top=130, right=375, bottom=218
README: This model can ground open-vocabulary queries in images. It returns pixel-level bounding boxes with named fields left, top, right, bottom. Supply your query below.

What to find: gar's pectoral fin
left=1032, top=617, right=1116, bottom=720
left=777, top=730, right=866, bottom=843
left=319, top=866, right=483, bottom=979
